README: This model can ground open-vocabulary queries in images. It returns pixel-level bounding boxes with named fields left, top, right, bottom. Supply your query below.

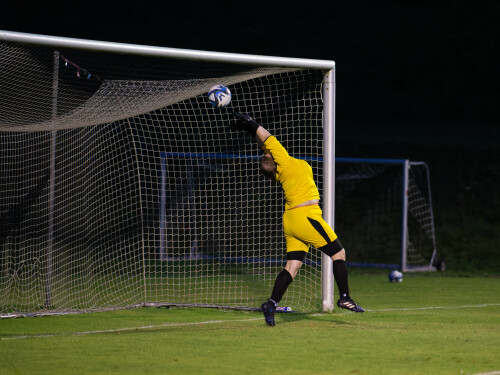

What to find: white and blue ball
left=388, top=270, right=403, bottom=283
left=207, top=85, right=232, bottom=108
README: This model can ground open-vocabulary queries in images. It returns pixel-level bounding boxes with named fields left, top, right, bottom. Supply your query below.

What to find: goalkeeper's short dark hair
left=261, top=156, right=277, bottom=181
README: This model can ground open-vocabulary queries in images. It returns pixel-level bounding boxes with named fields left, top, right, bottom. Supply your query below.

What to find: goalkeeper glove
left=230, top=112, right=261, bottom=136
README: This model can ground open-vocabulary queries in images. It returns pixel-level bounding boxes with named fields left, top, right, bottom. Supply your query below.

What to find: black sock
left=333, top=259, right=350, bottom=298
left=270, top=269, right=293, bottom=305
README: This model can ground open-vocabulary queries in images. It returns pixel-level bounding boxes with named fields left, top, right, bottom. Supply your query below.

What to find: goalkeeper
left=230, top=113, right=365, bottom=326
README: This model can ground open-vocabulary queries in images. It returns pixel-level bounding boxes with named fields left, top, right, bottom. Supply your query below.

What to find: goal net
left=0, top=32, right=332, bottom=317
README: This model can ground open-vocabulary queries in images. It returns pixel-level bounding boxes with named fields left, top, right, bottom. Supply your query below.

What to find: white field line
left=1, top=317, right=262, bottom=340
left=366, top=303, right=500, bottom=312
left=467, top=372, right=500, bottom=375
left=2, top=303, right=499, bottom=340
left=308, top=303, right=500, bottom=316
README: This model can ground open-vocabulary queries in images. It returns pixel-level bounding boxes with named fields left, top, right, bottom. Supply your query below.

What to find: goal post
left=0, top=30, right=335, bottom=317
left=321, top=69, right=335, bottom=312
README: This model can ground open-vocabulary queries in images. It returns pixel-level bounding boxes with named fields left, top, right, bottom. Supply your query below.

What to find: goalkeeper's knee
left=319, top=238, right=343, bottom=258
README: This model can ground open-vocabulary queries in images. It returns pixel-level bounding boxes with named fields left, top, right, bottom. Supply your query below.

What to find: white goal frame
left=0, top=30, right=337, bottom=312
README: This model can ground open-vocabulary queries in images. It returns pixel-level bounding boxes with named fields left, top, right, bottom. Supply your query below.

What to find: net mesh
left=406, top=162, right=437, bottom=267
left=0, top=40, right=325, bottom=316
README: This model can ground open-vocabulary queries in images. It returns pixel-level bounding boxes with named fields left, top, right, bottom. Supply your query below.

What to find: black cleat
left=261, top=300, right=276, bottom=326
left=337, top=296, right=365, bottom=313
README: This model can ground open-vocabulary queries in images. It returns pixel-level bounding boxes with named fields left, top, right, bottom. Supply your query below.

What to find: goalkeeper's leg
left=297, top=207, right=365, bottom=313
left=262, top=253, right=305, bottom=326
left=329, top=249, right=365, bottom=313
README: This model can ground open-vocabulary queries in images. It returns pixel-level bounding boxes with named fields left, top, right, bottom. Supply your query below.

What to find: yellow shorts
left=283, top=205, right=340, bottom=255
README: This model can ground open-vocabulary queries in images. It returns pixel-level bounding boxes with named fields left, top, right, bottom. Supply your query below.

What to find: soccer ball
left=207, top=85, right=232, bottom=108
left=388, top=270, right=403, bottom=283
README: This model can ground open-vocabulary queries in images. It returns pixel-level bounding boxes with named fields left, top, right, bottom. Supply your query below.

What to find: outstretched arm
left=230, top=112, right=291, bottom=166
left=231, top=112, right=271, bottom=147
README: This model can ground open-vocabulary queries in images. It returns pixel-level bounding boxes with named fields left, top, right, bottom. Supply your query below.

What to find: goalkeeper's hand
left=230, top=112, right=261, bottom=136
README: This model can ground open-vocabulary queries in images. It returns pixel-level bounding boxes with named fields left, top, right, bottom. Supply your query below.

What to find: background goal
left=335, top=158, right=438, bottom=272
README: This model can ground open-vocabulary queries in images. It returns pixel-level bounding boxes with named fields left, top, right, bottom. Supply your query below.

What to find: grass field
left=1, top=272, right=499, bottom=375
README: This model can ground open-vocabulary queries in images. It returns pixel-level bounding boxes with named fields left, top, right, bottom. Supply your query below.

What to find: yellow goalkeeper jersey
left=262, top=136, right=320, bottom=210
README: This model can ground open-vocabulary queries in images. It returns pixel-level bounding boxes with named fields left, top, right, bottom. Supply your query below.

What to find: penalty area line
left=1, top=317, right=263, bottom=341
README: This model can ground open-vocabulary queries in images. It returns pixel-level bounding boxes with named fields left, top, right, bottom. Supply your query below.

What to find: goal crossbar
left=0, top=30, right=336, bottom=70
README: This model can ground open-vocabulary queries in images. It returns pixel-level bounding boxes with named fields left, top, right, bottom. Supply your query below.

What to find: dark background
left=1, top=1, right=499, bottom=271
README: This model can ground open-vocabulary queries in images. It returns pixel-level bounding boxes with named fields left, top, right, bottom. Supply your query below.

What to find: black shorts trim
left=307, top=217, right=332, bottom=243
left=286, top=251, right=307, bottom=262
left=319, top=238, right=343, bottom=257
